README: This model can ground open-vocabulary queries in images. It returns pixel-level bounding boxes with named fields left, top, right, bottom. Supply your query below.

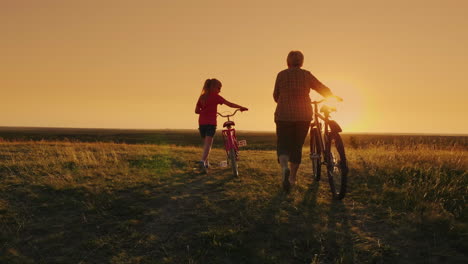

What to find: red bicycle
left=217, top=109, right=246, bottom=177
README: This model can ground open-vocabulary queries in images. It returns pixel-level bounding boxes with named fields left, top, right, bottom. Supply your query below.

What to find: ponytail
left=202, top=79, right=211, bottom=96
left=198, top=78, right=221, bottom=106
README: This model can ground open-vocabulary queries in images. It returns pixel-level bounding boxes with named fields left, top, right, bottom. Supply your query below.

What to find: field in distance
left=0, top=126, right=466, bottom=150
left=0, top=127, right=466, bottom=263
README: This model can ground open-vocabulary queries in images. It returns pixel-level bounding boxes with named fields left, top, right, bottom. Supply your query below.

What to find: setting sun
left=320, top=80, right=366, bottom=133
left=1, top=0, right=467, bottom=134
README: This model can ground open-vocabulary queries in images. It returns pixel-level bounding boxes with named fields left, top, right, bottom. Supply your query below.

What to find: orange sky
left=1, top=0, right=467, bottom=134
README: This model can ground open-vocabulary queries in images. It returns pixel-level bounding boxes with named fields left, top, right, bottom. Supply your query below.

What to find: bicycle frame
left=310, top=99, right=328, bottom=158
left=217, top=109, right=245, bottom=177
left=309, top=98, right=348, bottom=199
left=218, top=109, right=241, bottom=161
left=310, top=99, right=344, bottom=166
left=222, top=126, right=238, bottom=160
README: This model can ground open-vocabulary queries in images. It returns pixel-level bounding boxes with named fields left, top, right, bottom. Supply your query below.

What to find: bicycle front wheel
left=325, top=132, right=348, bottom=200
left=229, top=148, right=239, bottom=177
left=310, top=128, right=322, bottom=181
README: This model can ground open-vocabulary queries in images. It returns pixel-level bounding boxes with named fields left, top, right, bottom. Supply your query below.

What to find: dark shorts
left=199, top=124, right=216, bottom=138
left=276, top=121, right=310, bottom=164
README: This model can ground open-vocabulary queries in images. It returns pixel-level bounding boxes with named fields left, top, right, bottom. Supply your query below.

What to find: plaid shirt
left=274, top=68, right=332, bottom=122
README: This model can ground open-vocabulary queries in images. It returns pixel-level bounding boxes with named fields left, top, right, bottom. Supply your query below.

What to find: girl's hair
left=198, top=78, right=222, bottom=106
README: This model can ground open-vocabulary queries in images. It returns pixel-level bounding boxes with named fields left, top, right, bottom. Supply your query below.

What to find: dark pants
left=276, top=121, right=310, bottom=164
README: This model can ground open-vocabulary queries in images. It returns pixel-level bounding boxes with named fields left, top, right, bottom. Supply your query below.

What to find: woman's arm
left=273, top=73, right=280, bottom=103
left=309, top=72, right=334, bottom=98
left=311, top=80, right=343, bottom=101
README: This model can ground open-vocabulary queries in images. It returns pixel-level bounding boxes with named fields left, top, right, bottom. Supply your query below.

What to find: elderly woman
left=274, top=50, right=339, bottom=192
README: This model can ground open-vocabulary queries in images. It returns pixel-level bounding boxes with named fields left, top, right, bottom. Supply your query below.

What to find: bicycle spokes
left=326, top=134, right=347, bottom=200
left=328, top=141, right=341, bottom=174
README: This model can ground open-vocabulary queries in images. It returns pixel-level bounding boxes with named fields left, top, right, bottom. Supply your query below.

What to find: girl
left=195, top=78, right=248, bottom=171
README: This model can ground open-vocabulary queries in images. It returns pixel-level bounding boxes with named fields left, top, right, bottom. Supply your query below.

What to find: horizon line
left=0, top=125, right=466, bottom=137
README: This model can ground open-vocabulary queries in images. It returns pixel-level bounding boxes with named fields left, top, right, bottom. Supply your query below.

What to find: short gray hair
left=287, top=50, right=304, bottom=67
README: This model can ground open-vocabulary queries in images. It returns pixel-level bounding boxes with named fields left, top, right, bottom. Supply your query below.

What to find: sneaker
left=282, top=167, right=291, bottom=193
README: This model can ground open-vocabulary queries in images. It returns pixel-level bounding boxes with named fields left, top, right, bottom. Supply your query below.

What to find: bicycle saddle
left=223, top=121, right=235, bottom=127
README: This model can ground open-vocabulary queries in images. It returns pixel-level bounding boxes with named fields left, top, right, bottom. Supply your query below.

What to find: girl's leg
left=201, top=136, right=214, bottom=164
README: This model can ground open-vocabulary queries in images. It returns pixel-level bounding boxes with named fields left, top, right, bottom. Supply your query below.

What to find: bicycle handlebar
left=311, top=99, right=326, bottom=105
left=312, top=96, right=343, bottom=105
left=217, top=109, right=242, bottom=118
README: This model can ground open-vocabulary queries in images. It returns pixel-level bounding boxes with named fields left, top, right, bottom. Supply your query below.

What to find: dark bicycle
left=309, top=98, right=348, bottom=199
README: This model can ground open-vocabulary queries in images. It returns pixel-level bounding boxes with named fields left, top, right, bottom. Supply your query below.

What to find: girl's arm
left=224, top=100, right=248, bottom=111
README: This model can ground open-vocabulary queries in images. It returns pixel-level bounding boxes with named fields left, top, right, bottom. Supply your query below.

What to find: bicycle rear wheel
left=325, top=132, right=348, bottom=199
left=229, top=148, right=239, bottom=177
left=310, top=128, right=322, bottom=181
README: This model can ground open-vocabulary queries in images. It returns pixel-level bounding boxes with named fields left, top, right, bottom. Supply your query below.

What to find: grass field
left=0, top=128, right=467, bottom=263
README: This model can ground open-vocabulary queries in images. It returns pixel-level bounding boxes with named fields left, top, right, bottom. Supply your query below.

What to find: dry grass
left=0, top=138, right=466, bottom=263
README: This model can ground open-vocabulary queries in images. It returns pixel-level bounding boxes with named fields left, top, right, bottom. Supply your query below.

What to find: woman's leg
left=276, top=121, right=293, bottom=191
left=276, top=122, right=289, bottom=168
left=289, top=162, right=300, bottom=184
left=278, top=155, right=289, bottom=170
left=276, top=121, right=292, bottom=171
left=289, top=122, right=311, bottom=184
